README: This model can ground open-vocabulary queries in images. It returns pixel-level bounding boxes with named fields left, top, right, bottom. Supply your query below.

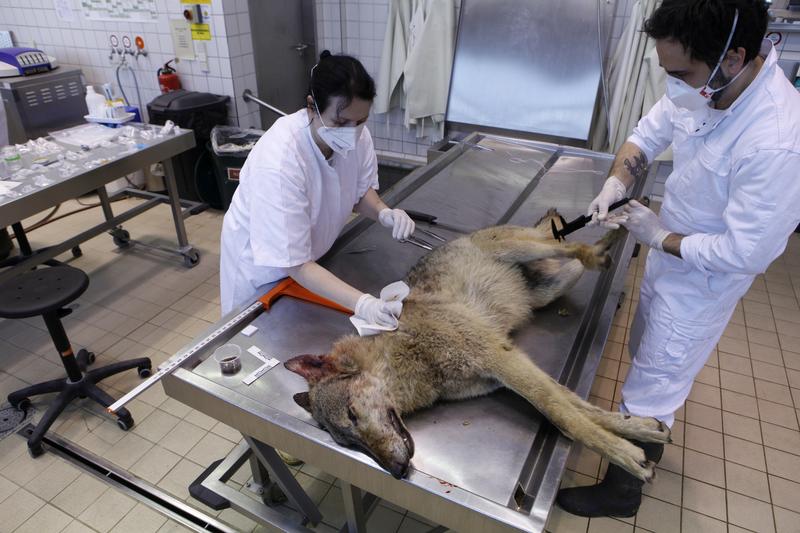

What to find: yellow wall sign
left=191, top=24, right=211, bottom=40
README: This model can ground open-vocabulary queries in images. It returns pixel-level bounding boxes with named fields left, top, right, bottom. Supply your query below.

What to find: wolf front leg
left=484, top=343, right=656, bottom=481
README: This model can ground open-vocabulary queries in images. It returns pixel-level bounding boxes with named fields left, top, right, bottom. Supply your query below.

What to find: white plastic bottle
left=85, top=85, right=106, bottom=118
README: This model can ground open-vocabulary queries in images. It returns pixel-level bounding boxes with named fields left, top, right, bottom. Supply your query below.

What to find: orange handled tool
left=259, top=278, right=352, bottom=314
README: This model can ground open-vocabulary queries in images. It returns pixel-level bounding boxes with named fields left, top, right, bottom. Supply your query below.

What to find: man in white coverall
left=558, top=0, right=800, bottom=518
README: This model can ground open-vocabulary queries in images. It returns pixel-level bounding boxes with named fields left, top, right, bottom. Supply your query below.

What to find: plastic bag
left=211, top=125, right=264, bottom=156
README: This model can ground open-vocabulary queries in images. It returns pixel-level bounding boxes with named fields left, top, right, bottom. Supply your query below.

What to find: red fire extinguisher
left=158, top=60, right=181, bottom=93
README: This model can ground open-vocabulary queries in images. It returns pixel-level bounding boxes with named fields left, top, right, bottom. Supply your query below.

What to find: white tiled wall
left=0, top=0, right=256, bottom=127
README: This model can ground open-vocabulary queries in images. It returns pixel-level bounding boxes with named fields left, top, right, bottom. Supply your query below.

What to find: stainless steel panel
left=446, top=0, right=603, bottom=141
left=164, top=133, right=651, bottom=533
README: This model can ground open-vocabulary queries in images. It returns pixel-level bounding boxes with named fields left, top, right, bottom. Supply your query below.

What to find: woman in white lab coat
left=220, top=51, right=415, bottom=327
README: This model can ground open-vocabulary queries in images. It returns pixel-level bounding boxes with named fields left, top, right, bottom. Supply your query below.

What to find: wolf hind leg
left=485, top=344, right=655, bottom=481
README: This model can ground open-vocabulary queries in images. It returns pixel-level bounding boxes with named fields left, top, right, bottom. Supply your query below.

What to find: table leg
left=161, top=157, right=199, bottom=267
left=341, top=482, right=367, bottom=533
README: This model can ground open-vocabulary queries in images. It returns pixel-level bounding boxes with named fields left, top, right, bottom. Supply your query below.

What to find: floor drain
left=0, top=405, right=34, bottom=439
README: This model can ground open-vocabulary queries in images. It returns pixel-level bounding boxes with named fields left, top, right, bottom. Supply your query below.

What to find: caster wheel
left=112, top=229, right=131, bottom=248
left=71, top=246, right=83, bottom=258
left=183, top=250, right=200, bottom=268
left=87, top=352, right=96, bottom=364
left=12, top=398, right=31, bottom=412
left=116, top=415, right=134, bottom=431
left=138, top=367, right=152, bottom=378
left=28, top=443, right=44, bottom=458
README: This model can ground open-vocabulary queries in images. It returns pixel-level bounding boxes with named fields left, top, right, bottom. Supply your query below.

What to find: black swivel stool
left=0, top=265, right=152, bottom=457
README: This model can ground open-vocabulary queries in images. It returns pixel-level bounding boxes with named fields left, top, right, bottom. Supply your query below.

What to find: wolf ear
left=285, top=354, right=336, bottom=383
left=293, top=392, right=312, bottom=413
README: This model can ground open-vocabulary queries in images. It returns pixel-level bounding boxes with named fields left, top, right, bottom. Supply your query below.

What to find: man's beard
left=707, top=68, right=732, bottom=103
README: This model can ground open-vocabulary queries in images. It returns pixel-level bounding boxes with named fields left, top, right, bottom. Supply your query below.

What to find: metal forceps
left=400, top=234, right=434, bottom=251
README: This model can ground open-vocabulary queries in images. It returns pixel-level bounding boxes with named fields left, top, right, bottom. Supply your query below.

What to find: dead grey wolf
left=286, top=210, right=671, bottom=480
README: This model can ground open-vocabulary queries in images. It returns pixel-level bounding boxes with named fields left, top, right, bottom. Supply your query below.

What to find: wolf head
left=285, top=352, right=415, bottom=479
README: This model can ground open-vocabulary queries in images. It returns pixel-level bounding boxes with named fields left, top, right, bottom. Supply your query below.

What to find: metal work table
left=0, top=123, right=201, bottom=282
left=162, top=133, right=652, bottom=533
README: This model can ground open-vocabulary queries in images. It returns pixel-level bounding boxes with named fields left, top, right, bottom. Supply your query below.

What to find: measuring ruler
left=107, top=300, right=263, bottom=414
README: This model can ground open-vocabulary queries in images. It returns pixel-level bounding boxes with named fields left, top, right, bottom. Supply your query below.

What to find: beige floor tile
left=682, top=477, right=727, bottom=521
left=596, top=357, right=620, bottom=380
left=727, top=491, right=775, bottom=532
left=681, top=509, right=726, bottom=533
left=774, top=506, right=800, bottom=533
left=24, top=457, right=82, bottom=501
left=589, top=376, right=616, bottom=401
left=634, top=495, right=680, bottom=533
left=762, top=421, right=800, bottom=455
left=156, top=520, right=196, bottom=533
left=718, top=337, right=751, bottom=357
left=758, top=399, right=799, bottom=430
left=104, top=432, right=154, bottom=470
left=159, top=397, right=193, bottom=419
left=185, top=432, right=236, bottom=467
left=788, top=368, right=800, bottom=389
left=587, top=517, right=633, bottom=533
left=60, top=520, right=96, bottom=533
left=658, top=444, right=683, bottom=475
left=641, top=468, right=682, bottom=505
left=160, top=420, right=206, bottom=456
left=683, top=449, right=725, bottom=487
left=770, top=474, right=800, bottom=513
left=51, top=473, right=109, bottom=516
left=744, top=300, right=775, bottom=318
left=183, top=409, right=218, bottom=431
left=670, top=420, right=685, bottom=447
left=720, top=352, right=754, bottom=376
left=751, top=343, right=785, bottom=365
left=720, top=370, right=756, bottom=396
left=754, top=361, right=790, bottom=385
left=128, top=445, right=182, bottom=485
left=132, top=408, right=182, bottom=443
left=110, top=503, right=168, bottom=533
left=745, top=288, right=770, bottom=304
left=724, top=434, right=767, bottom=471
left=14, top=503, right=72, bottom=533
left=726, top=460, right=771, bottom=502
left=0, top=488, right=45, bottom=533
left=566, top=444, right=602, bottom=478
left=751, top=329, right=781, bottom=348
left=209, top=422, right=241, bottom=444
left=156, top=458, right=204, bottom=501
left=746, top=313, right=777, bottom=332
left=1, top=450, right=56, bottom=486
left=0, top=475, right=17, bottom=504
left=687, top=382, right=722, bottom=409
left=766, top=447, right=800, bottom=481
left=785, top=350, right=800, bottom=371
left=78, top=486, right=136, bottom=532
left=756, top=380, right=795, bottom=406
left=694, top=365, right=720, bottom=387
left=781, top=335, right=800, bottom=354
left=685, top=401, right=722, bottom=432
left=722, top=389, right=760, bottom=419
left=685, top=424, right=724, bottom=458
left=724, top=323, right=748, bottom=341
left=723, top=411, right=764, bottom=443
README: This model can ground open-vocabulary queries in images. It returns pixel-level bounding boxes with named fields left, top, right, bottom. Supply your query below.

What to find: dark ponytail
left=309, top=50, right=376, bottom=114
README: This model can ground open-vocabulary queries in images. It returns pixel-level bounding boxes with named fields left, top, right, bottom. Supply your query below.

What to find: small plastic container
left=214, top=344, right=242, bottom=375
left=2, top=146, right=22, bottom=172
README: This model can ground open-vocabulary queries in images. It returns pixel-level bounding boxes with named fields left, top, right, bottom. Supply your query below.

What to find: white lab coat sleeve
left=681, top=149, right=800, bottom=275
left=356, top=127, right=380, bottom=199
left=248, top=164, right=313, bottom=269
left=626, top=96, right=675, bottom=163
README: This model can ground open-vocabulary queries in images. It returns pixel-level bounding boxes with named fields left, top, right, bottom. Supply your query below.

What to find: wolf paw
left=619, top=448, right=656, bottom=482
left=620, top=416, right=672, bottom=443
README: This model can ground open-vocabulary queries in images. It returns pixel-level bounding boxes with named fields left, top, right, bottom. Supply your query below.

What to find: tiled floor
left=0, top=195, right=798, bottom=532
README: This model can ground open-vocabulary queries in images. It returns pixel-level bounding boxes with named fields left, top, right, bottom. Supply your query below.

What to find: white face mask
left=313, top=100, right=363, bottom=156
left=665, top=9, right=747, bottom=111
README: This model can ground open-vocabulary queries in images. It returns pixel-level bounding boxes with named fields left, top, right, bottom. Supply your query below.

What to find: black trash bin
left=209, top=126, right=264, bottom=210
left=147, top=90, right=230, bottom=209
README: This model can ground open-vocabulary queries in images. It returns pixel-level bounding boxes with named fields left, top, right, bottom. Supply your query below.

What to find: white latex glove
left=608, top=199, right=670, bottom=251
left=378, top=208, right=415, bottom=240
left=587, top=176, right=627, bottom=228
left=354, top=293, right=403, bottom=328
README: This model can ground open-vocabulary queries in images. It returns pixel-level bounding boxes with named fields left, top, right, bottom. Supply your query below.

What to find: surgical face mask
left=313, top=100, right=363, bottom=156
left=664, top=8, right=747, bottom=111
